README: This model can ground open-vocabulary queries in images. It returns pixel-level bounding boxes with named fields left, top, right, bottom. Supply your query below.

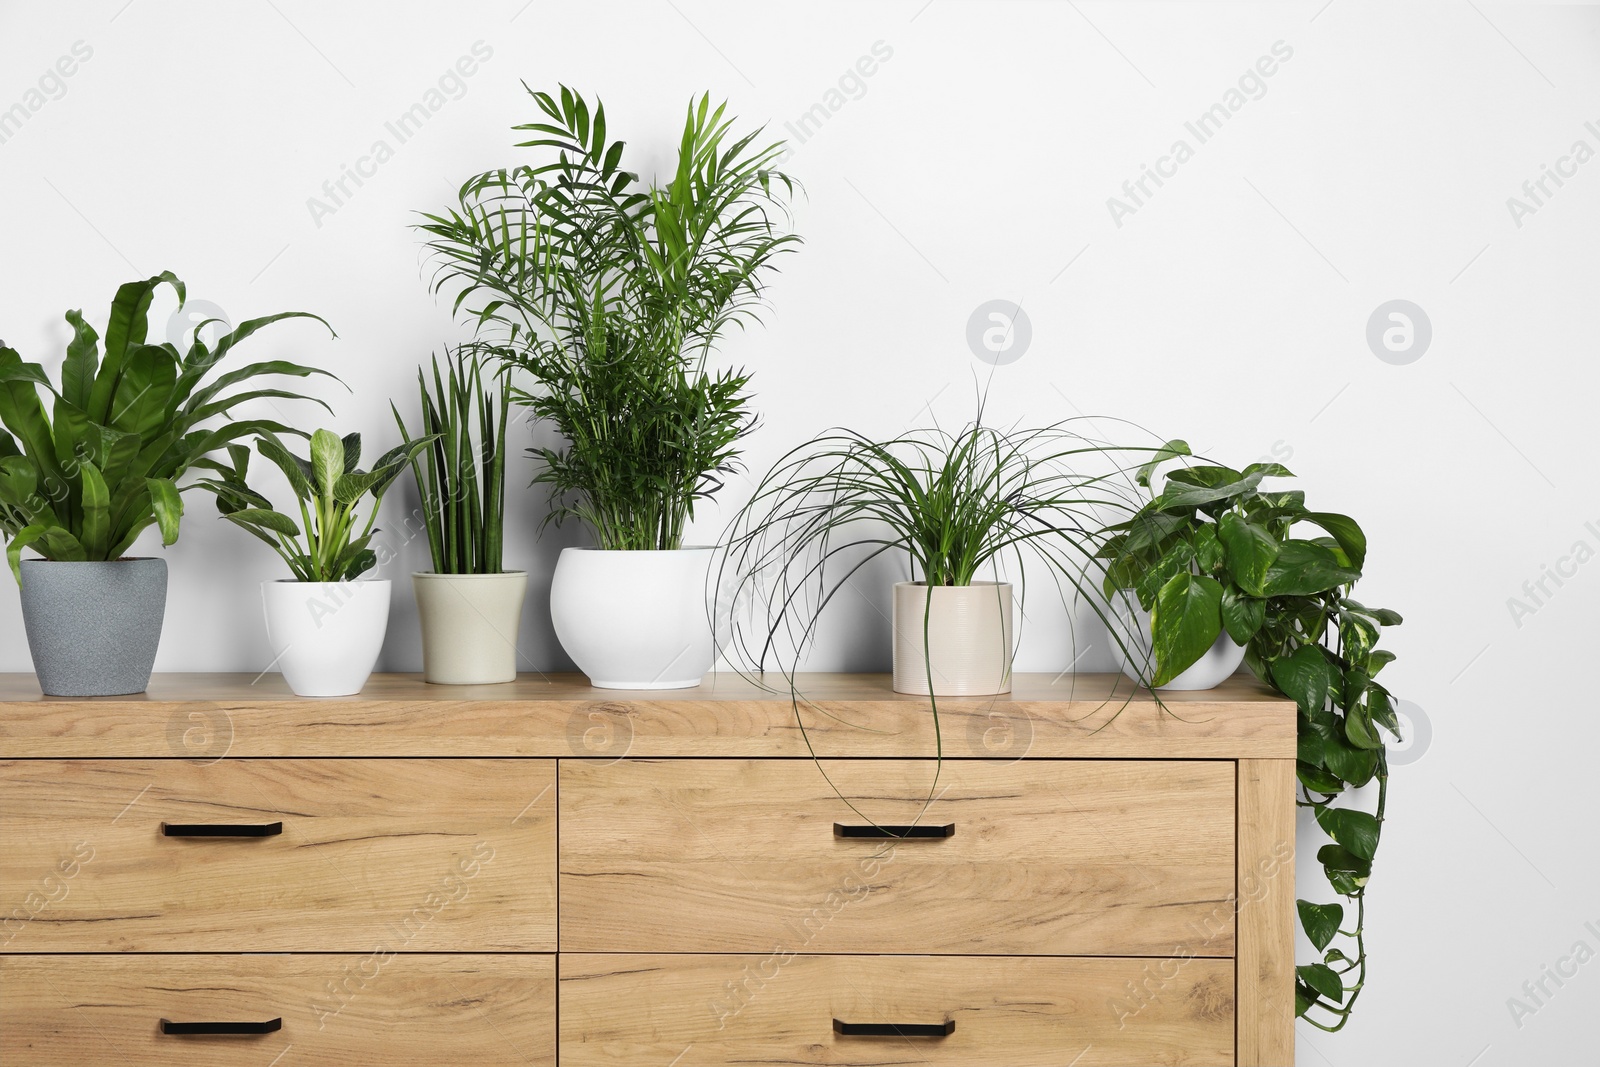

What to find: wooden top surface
left=0, top=672, right=1295, bottom=759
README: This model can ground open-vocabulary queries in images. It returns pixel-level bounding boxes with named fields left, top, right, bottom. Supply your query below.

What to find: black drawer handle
left=162, top=822, right=283, bottom=838
left=834, top=1018, right=955, bottom=1037
left=833, top=822, right=954, bottom=840
left=161, top=1017, right=282, bottom=1036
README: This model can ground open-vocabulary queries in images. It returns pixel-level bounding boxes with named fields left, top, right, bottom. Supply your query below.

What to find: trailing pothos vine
left=1100, top=441, right=1402, bottom=1030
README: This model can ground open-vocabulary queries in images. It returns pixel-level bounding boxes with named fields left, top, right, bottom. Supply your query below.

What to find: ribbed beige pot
left=892, top=581, right=1014, bottom=696
left=413, top=571, right=527, bottom=684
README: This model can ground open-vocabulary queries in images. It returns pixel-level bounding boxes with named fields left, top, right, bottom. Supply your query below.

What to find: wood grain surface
left=1236, top=758, right=1298, bottom=1066
left=559, top=953, right=1234, bottom=1066
left=0, top=758, right=555, bottom=951
left=560, top=758, right=1236, bottom=956
left=0, top=953, right=554, bottom=1065
left=0, top=672, right=1295, bottom=759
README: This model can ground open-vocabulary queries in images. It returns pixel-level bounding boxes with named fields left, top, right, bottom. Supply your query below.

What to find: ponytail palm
left=0, top=272, right=335, bottom=581
left=418, top=85, right=800, bottom=550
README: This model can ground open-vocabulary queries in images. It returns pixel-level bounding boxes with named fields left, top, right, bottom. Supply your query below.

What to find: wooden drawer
left=560, top=759, right=1235, bottom=956
left=560, top=953, right=1233, bottom=1066
left=0, top=953, right=553, bottom=1065
left=0, top=759, right=554, bottom=951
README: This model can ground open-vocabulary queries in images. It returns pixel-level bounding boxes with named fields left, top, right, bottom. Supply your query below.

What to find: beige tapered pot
left=891, top=581, right=1014, bottom=696
left=413, top=571, right=528, bottom=684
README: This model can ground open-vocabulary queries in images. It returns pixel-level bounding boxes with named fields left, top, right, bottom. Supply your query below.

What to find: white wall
left=3, top=0, right=1598, bottom=1061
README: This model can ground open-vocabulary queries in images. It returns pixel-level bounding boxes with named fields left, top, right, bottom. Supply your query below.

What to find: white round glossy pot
left=1109, top=596, right=1246, bottom=691
left=549, top=547, right=715, bottom=689
left=892, top=581, right=1014, bottom=696
left=413, top=571, right=527, bottom=685
left=262, top=579, right=391, bottom=697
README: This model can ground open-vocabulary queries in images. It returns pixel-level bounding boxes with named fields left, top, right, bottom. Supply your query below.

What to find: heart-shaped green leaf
left=1297, top=900, right=1344, bottom=952
left=1150, top=572, right=1224, bottom=686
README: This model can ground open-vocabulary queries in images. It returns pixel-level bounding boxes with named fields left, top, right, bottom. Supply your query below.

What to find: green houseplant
left=199, top=428, right=433, bottom=696
left=719, top=417, right=1133, bottom=700
left=418, top=85, right=800, bottom=688
left=1097, top=440, right=1402, bottom=1029
left=393, top=346, right=524, bottom=684
left=0, top=271, right=334, bottom=695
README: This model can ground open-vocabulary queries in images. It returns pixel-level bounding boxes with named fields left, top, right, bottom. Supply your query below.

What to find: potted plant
left=1097, top=439, right=1404, bottom=1029
left=718, top=418, right=1126, bottom=696
left=0, top=272, right=333, bottom=696
left=198, top=429, right=434, bottom=696
left=393, top=347, right=523, bottom=684
left=418, top=86, right=799, bottom=688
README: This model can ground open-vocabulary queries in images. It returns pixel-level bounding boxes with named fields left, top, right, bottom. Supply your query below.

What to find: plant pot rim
left=894, top=579, right=1011, bottom=589
left=20, top=556, right=160, bottom=565
left=413, top=570, right=527, bottom=579
left=265, top=577, right=391, bottom=585
left=564, top=545, right=716, bottom=554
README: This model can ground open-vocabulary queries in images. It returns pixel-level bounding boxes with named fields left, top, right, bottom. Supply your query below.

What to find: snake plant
left=393, top=346, right=509, bottom=574
left=0, top=272, right=335, bottom=581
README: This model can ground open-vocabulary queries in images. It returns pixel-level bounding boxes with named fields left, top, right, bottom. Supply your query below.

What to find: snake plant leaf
left=310, top=429, right=344, bottom=497
left=146, top=476, right=183, bottom=546
left=255, top=435, right=313, bottom=498
left=61, top=310, right=100, bottom=406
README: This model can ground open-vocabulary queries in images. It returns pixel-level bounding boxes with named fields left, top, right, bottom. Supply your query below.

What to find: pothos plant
left=1098, top=440, right=1402, bottom=1030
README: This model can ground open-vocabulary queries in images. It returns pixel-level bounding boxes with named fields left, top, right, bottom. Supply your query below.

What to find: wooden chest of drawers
left=0, top=673, right=1297, bottom=1066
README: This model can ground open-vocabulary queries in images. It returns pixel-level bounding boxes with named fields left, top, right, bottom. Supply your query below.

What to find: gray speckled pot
left=19, top=558, right=168, bottom=696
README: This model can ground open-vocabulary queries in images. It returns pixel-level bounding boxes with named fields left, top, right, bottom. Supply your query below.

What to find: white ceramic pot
left=261, top=579, right=391, bottom=697
left=413, top=571, right=528, bottom=685
left=1108, top=596, right=1247, bottom=691
left=549, top=547, right=715, bottom=689
left=892, top=581, right=1014, bottom=696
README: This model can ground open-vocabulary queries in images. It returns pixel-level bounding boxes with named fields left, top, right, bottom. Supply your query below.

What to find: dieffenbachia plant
left=1098, top=440, right=1402, bottom=1030
left=0, top=272, right=335, bottom=581
left=198, top=428, right=435, bottom=583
